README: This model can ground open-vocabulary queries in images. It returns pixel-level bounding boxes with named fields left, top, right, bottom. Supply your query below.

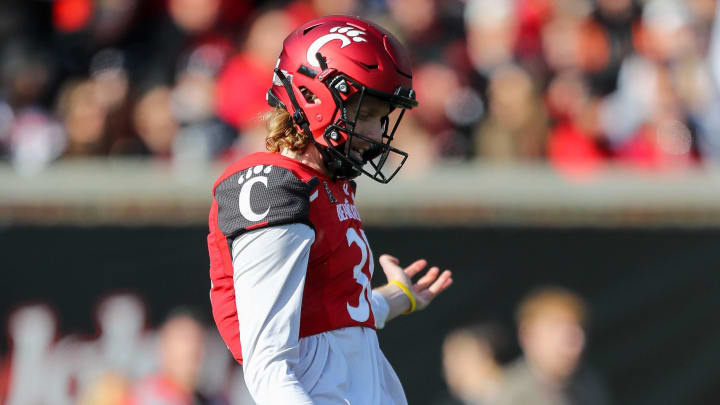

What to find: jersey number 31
left=346, top=228, right=373, bottom=322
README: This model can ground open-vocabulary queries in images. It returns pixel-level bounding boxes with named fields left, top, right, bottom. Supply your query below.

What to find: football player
left=208, top=15, right=453, bottom=404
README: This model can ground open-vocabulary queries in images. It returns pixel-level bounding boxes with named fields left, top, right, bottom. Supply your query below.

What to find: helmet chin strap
left=273, top=67, right=314, bottom=141
left=313, top=140, right=362, bottom=180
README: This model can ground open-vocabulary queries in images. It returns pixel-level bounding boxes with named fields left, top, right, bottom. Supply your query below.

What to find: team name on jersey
left=336, top=198, right=361, bottom=222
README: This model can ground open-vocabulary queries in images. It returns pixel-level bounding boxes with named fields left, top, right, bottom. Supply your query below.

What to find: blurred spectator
left=461, top=0, right=514, bottom=137
left=382, top=0, right=465, bottom=64
left=413, top=62, right=480, bottom=158
left=128, top=309, right=225, bottom=405
left=300, top=0, right=359, bottom=18
left=92, top=0, right=139, bottom=46
left=582, top=0, right=642, bottom=95
left=215, top=8, right=296, bottom=158
left=130, top=0, right=235, bottom=93
left=386, top=0, right=437, bottom=41
left=541, top=11, right=586, bottom=75
left=599, top=0, right=698, bottom=170
left=51, top=0, right=141, bottom=82
left=514, top=0, right=555, bottom=71
left=0, top=41, right=53, bottom=111
left=93, top=294, right=152, bottom=377
left=441, top=323, right=508, bottom=405
left=215, top=8, right=293, bottom=131
left=493, top=286, right=610, bottom=405
left=464, top=0, right=516, bottom=75
left=56, top=79, right=109, bottom=156
left=546, top=71, right=608, bottom=178
left=169, top=0, right=221, bottom=35
left=0, top=40, right=62, bottom=172
left=7, top=108, right=66, bottom=175
left=475, top=65, right=548, bottom=161
left=89, top=48, right=145, bottom=156
left=3, top=305, right=57, bottom=405
left=171, top=45, right=236, bottom=164
left=133, top=86, right=178, bottom=158
left=687, top=0, right=718, bottom=53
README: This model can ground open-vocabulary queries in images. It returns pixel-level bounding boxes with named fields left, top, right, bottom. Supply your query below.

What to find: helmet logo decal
left=306, top=25, right=367, bottom=67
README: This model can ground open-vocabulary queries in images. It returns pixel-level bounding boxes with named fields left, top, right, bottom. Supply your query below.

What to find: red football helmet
left=267, top=15, right=418, bottom=183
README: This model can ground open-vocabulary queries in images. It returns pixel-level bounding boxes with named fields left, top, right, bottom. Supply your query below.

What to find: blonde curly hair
left=264, top=108, right=313, bottom=153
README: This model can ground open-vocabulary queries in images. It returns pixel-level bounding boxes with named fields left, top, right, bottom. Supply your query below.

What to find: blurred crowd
left=439, top=286, right=611, bottom=405
left=0, top=294, right=253, bottom=405
left=1, top=0, right=720, bottom=177
left=0, top=288, right=606, bottom=405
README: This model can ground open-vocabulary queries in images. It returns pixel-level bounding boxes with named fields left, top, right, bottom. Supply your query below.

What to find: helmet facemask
left=320, top=73, right=411, bottom=184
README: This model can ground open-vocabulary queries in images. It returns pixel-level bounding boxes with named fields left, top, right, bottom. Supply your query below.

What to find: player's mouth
left=349, top=147, right=365, bottom=163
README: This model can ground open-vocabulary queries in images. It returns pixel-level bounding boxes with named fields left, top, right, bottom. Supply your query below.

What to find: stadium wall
left=1, top=225, right=719, bottom=405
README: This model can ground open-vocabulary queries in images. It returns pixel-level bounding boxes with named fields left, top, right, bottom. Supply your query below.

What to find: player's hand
left=378, top=254, right=453, bottom=312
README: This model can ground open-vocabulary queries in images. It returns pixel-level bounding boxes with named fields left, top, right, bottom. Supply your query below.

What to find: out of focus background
left=2, top=0, right=720, bottom=404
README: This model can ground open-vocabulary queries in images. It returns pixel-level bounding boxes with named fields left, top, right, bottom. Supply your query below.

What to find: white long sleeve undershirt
left=231, top=223, right=399, bottom=405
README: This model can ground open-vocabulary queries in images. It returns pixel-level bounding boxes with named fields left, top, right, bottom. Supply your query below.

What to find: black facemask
left=317, top=75, right=412, bottom=184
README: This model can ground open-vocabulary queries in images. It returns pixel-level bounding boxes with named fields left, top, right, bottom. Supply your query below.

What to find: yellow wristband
left=389, top=280, right=417, bottom=314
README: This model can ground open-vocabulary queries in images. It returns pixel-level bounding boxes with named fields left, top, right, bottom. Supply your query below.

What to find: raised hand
left=378, top=254, right=453, bottom=312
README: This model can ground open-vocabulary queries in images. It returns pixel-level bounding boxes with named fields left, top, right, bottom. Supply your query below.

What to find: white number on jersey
left=345, top=228, right=374, bottom=322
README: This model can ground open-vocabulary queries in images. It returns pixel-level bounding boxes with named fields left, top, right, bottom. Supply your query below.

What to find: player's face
left=345, top=96, right=392, bottom=163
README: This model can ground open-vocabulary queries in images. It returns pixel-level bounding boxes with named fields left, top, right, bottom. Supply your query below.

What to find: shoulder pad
left=214, top=164, right=319, bottom=238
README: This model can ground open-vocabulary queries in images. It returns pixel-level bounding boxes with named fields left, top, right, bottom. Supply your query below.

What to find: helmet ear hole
left=299, top=86, right=321, bottom=104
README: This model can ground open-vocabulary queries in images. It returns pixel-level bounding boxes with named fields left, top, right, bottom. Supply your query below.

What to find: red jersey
left=208, top=152, right=376, bottom=364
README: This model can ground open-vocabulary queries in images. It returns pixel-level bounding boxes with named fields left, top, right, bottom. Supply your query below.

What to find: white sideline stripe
left=309, top=190, right=319, bottom=202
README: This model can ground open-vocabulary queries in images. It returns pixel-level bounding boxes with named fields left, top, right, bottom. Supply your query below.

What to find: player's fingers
left=403, top=259, right=427, bottom=278
left=379, top=254, right=399, bottom=268
left=414, top=266, right=439, bottom=290
left=427, top=270, right=453, bottom=296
